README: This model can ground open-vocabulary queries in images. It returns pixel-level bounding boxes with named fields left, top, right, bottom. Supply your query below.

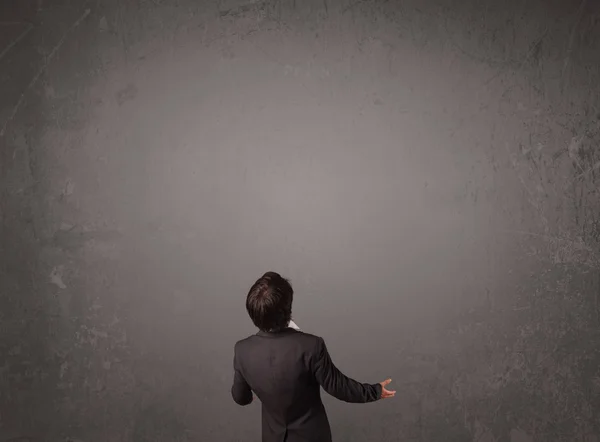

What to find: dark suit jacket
left=231, top=328, right=382, bottom=442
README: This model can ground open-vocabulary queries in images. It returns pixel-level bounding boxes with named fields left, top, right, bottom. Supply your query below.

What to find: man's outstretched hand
left=379, top=379, right=396, bottom=399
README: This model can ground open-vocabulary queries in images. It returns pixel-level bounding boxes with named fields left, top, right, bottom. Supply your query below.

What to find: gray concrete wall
left=1, top=0, right=599, bottom=440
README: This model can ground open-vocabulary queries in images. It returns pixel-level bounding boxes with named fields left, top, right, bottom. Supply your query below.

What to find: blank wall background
left=1, top=0, right=599, bottom=441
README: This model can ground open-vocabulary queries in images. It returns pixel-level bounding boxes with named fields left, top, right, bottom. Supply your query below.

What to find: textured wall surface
left=1, top=0, right=599, bottom=441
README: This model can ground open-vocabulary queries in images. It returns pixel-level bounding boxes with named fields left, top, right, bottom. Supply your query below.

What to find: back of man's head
left=246, top=271, right=294, bottom=332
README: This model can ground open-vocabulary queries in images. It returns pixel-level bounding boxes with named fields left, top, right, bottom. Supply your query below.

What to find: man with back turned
left=231, top=271, right=396, bottom=442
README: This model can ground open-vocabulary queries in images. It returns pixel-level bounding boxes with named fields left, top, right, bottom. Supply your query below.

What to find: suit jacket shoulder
left=234, top=330, right=324, bottom=362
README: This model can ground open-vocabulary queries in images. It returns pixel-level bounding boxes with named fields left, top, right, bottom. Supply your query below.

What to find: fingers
left=379, top=378, right=396, bottom=399
left=382, top=388, right=396, bottom=398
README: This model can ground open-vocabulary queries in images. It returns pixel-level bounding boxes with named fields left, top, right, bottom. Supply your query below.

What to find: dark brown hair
left=246, top=271, right=293, bottom=332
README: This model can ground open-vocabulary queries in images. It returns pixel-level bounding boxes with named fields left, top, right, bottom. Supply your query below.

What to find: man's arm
left=312, top=337, right=382, bottom=403
left=231, top=345, right=253, bottom=406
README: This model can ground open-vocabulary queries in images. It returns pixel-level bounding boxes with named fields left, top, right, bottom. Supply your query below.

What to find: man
left=231, top=271, right=395, bottom=442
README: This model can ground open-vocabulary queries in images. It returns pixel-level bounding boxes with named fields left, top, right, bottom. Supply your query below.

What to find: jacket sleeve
left=231, top=344, right=253, bottom=406
left=312, top=337, right=382, bottom=403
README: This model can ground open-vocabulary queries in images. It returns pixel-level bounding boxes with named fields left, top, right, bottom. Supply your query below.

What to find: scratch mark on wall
left=0, top=23, right=33, bottom=62
left=0, top=8, right=91, bottom=137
